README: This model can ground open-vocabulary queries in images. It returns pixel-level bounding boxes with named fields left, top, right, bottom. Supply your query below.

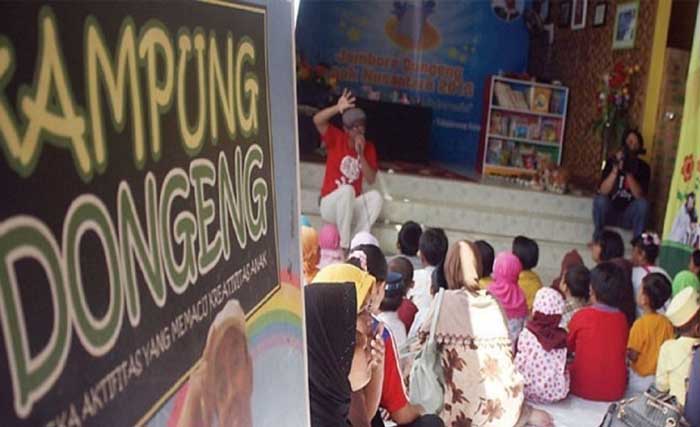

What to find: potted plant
left=592, top=60, right=640, bottom=165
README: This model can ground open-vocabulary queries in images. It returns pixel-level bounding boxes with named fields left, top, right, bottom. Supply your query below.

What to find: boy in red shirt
left=568, top=262, right=630, bottom=401
left=371, top=317, right=443, bottom=427
left=313, top=89, right=382, bottom=250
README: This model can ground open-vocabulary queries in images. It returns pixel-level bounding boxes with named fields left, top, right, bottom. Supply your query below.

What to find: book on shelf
left=503, top=141, right=517, bottom=166
left=520, top=145, right=536, bottom=170
left=550, top=90, right=566, bottom=115
left=528, top=122, right=541, bottom=140
left=490, top=111, right=510, bottom=136
left=487, top=139, right=503, bottom=164
left=494, top=81, right=530, bottom=110
left=511, top=90, right=530, bottom=110
left=506, top=116, right=539, bottom=140
left=494, top=82, right=515, bottom=108
left=541, top=118, right=561, bottom=142
left=530, top=87, right=552, bottom=113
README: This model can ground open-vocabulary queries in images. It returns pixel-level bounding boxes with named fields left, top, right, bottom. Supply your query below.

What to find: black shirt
left=600, top=156, right=650, bottom=211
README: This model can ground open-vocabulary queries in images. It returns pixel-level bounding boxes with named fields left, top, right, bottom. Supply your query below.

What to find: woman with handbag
left=412, top=241, right=553, bottom=427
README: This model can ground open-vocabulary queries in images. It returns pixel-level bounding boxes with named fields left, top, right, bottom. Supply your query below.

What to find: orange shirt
left=628, top=312, right=675, bottom=376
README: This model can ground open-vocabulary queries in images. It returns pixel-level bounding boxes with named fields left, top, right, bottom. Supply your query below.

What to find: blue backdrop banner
left=297, top=0, right=531, bottom=173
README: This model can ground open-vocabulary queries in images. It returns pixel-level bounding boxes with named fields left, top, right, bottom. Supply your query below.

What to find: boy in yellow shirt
left=627, top=273, right=674, bottom=392
left=655, top=287, right=700, bottom=407
left=513, top=235, right=542, bottom=310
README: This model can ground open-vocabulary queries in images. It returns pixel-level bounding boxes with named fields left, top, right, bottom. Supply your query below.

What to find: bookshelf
left=481, top=76, right=569, bottom=177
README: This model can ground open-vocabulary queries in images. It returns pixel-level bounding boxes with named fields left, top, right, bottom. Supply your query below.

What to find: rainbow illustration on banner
left=247, top=281, right=304, bottom=358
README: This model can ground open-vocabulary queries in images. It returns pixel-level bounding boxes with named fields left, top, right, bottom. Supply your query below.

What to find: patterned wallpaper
left=528, top=0, right=659, bottom=191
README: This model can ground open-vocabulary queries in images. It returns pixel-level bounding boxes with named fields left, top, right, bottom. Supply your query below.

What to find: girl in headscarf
left=415, top=241, right=553, bottom=427
left=350, top=231, right=380, bottom=249
left=488, top=252, right=529, bottom=343
left=312, top=264, right=385, bottom=427
left=305, top=282, right=358, bottom=427
left=672, top=270, right=700, bottom=296
left=302, top=226, right=321, bottom=285
left=515, top=288, right=570, bottom=403
left=318, top=224, right=344, bottom=269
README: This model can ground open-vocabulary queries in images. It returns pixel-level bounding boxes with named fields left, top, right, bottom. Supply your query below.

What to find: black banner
left=0, top=1, right=278, bottom=426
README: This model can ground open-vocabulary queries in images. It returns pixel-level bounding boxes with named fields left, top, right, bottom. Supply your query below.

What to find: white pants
left=319, top=185, right=382, bottom=249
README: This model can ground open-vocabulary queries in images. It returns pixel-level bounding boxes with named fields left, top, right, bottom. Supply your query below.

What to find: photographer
left=593, top=129, right=650, bottom=241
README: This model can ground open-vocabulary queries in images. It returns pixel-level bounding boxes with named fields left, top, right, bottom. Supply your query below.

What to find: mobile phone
left=370, top=320, right=379, bottom=337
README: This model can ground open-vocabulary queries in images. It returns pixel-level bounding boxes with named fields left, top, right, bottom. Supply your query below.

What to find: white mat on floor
left=534, top=396, right=611, bottom=427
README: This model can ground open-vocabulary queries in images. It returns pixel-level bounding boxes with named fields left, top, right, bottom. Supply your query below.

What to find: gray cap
left=342, top=108, right=366, bottom=128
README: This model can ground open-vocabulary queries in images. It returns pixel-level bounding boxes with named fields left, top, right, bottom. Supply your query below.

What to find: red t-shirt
left=397, top=299, right=418, bottom=333
left=567, top=305, right=629, bottom=401
left=320, top=125, right=378, bottom=198
left=380, top=328, right=409, bottom=414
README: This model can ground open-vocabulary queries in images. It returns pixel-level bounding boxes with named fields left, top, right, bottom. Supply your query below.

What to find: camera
left=618, top=146, right=639, bottom=174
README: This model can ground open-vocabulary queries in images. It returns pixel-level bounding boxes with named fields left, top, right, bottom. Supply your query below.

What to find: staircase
left=300, top=162, right=631, bottom=285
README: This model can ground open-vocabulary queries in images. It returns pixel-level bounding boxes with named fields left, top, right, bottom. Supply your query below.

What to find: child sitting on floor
left=690, top=249, right=700, bottom=278
left=318, top=224, right=344, bottom=269
left=377, top=272, right=407, bottom=348
left=672, top=270, right=700, bottom=297
left=630, top=232, right=670, bottom=317
left=656, top=287, right=700, bottom=408
left=394, top=220, right=423, bottom=270
left=475, top=240, right=495, bottom=289
left=627, top=273, right=674, bottom=393
left=568, top=262, right=629, bottom=401
left=513, top=235, right=542, bottom=311
left=488, top=252, right=528, bottom=344
left=515, top=288, right=570, bottom=403
left=559, top=264, right=590, bottom=330
left=388, top=257, right=418, bottom=334
left=409, top=228, right=448, bottom=316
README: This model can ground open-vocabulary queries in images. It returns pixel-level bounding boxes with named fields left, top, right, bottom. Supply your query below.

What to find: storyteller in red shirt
left=567, top=262, right=630, bottom=401
left=313, top=89, right=383, bottom=250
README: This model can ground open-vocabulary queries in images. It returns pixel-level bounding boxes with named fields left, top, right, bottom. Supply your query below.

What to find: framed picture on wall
left=593, top=1, right=608, bottom=27
left=559, top=1, right=572, bottom=28
left=571, top=0, right=587, bottom=30
left=612, top=1, right=639, bottom=49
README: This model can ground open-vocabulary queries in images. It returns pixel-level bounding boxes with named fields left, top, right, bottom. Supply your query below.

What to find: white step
left=301, top=162, right=594, bottom=222
left=302, top=188, right=595, bottom=246
left=300, top=161, right=633, bottom=286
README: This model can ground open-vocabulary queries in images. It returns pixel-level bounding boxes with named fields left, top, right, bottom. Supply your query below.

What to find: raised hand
left=337, top=88, right=356, bottom=114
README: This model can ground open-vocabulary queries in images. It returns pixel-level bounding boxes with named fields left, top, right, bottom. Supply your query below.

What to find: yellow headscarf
left=301, top=226, right=320, bottom=284
left=312, top=263, right=376, bottom=313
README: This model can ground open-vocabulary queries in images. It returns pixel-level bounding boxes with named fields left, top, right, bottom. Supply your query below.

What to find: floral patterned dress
left=419, top=290, right=526, bottom=427
left=514, top=328, right=570, bottom=403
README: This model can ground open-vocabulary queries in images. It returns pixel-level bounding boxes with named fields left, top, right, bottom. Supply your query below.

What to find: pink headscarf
left=488, top=252, right=528, bottom=319
left=318, top=224, right=344, bottom=269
